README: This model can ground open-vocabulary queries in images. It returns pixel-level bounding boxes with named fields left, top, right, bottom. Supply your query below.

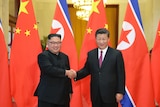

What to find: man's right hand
left=65, top=69, right=77, bottom=79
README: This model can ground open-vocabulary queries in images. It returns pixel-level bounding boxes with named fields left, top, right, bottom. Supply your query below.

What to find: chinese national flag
left=10, top=0, right=42, bottom=107
left=117, top=0, right=155, bottom=107
left=0, top=20, right=12, bottom=107
left=151, top=20, right=160, bottom=105
left=50, top=0, right=82, bottom=107
left=79, top=0, right=108, bottom=107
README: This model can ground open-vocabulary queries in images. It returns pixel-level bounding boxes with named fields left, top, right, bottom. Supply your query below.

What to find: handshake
left=65, top=69, right=77, bottom=79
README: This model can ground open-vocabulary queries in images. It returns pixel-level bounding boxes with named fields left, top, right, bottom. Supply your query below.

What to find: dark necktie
left=99, top=51, right=103, bottom=67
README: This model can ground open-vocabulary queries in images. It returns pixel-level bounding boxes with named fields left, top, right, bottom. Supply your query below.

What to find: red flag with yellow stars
left=151, top=20, right=160, bottom=106
left=10, top=0, right=42, bottom=107
left=79, top=0, right=108, bottom=107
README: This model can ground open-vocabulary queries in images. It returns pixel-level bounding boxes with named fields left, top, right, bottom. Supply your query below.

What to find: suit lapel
left=101, top=47, right=111, bottom=68
left=92, top=49, right=100, bottom=69
left=95, top=49, right=99, bottom=68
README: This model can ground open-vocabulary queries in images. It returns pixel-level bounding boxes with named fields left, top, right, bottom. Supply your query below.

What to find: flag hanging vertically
left=79, top=0, right=108, bottom=107
left=151, top=20, right=160, bottom=106
left=117, top=0, right=155, bottom=107
left=10, top=0, right=42, bottom=107
left=0, top=20, right=12, bottom=107
left=50, top=0, right=82, bottom=107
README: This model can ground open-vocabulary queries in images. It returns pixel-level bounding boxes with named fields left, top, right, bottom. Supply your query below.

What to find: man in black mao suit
left=34, top=34, right=74, bottom=107
left=74, top=28, right=125, bottom=107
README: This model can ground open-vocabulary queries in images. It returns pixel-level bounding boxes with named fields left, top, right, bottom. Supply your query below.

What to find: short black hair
left=48, top=33, right=61, bottom=40
left=95, top=28, right=110, bottom=38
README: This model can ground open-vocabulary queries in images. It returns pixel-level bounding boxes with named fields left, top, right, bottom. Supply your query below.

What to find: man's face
left=96, top=33, right=109, bottom=50
left=47, top=36, right=61, bottom=54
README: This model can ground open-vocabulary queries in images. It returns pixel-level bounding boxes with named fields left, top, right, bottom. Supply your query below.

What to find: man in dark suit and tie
left=72, top=28, right=125, bottom=107
left=34, top=34, right=74, bottom=107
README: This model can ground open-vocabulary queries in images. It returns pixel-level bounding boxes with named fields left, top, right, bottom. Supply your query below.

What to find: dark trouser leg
left=92, top=88, right=102, bottom=107
left=102, top=102, right=118, bottom=107
left=38, top=99, right=69, bottom=107
left=38, top=100, right=52, bottom=107
left=92, top=87, right=118, bottom=107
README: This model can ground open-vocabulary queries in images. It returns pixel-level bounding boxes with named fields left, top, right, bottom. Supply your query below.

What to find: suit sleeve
left=116, top=51, right=125, bottom=94
left=75, top=53, right=90, bottom=81
left=66, top=56, right=73, bottom=94
left=38, top=53, right=66, bottom=77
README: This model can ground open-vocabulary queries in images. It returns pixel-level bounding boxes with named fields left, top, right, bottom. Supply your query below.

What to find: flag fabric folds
left=0, top=20, right=12, bottom=107
left=151, top=20, right=160, bottom=106
left=50, top=0, right=82, bottom=107
left=10, top=0, right=42, bottom=107
left=79, top=0, right=108, bottom=107
left=117, top=0, right=155, bottom=107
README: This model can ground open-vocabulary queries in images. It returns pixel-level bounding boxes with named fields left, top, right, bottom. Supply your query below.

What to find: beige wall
left=3, top=0, right=160, bottom=50
left=9, top=0, right=16, bottom=16
left=33, top=0, right=56, bottom=39
left=0, top=0, right=9, bottom=46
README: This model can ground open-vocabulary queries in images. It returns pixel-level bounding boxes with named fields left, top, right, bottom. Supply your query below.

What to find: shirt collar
left=98, top=46, right=108, bottom=54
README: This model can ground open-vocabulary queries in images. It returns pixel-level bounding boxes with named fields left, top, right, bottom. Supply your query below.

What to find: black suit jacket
left=76, top=47, right=125, bottom=103
left=34, top=50, right=72, bottom=105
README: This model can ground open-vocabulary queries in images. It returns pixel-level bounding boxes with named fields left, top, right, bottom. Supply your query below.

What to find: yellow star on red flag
left=86, top=27, right=92, bottom=34
left=33, top=24, right=38, bottom=30
left=15, top=27, right=21, bottom=34
left=25, top=30, right=30, bottom=36
left=18, top=1, right=29, bottom=15
left=104, top=24, right=108, bottom=29
left=90, top=0, right=100, bottom=14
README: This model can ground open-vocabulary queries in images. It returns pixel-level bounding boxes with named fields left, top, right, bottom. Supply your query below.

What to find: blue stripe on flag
left=59, top=0, right=71, bottom=25
left=130, top=0, right=143, bottom=29
left=120, top=91, right=133, bottom=107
